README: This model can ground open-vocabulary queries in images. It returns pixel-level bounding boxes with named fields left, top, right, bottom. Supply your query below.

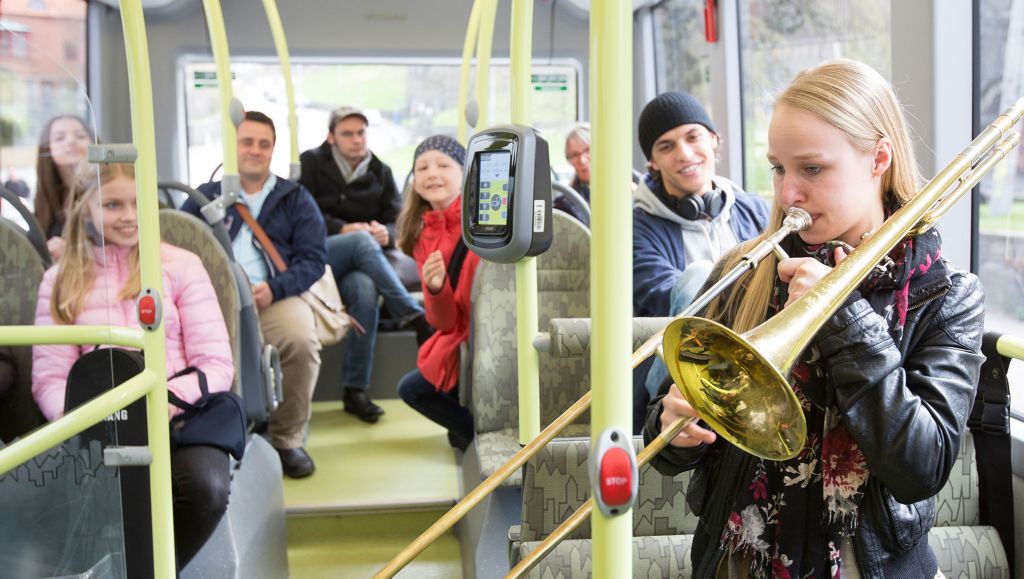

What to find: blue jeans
left=397, top=369, right=474, bottom=442
left=644, top=260, right=714, bottom=398
left=327, top=231, right=424, bottom=390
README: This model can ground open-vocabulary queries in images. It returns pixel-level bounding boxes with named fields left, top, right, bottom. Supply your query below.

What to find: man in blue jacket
left=632, top=92, right=769, bottom=425
left=182, top=111, right=327, bottom=479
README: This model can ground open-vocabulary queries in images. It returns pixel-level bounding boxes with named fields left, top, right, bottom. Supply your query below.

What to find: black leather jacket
left=644, top=242, right=985, bottom=578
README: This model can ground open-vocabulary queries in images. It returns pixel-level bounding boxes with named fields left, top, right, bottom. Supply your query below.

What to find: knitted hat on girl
left=414, top=135, right=466, bottom=167
left=638, top=91, right=717, bottom=160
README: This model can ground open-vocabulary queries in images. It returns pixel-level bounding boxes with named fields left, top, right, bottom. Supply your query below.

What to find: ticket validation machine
left=462, top=125, right=553, bottom=263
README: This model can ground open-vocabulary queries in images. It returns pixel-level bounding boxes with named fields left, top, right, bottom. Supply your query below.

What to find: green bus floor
left=283, top=399, right=461, bottom=513
left=287, top=510, right=461, bottom=578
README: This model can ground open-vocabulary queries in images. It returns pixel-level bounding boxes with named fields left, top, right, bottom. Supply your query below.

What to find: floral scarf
left=718, top=228, right=943, bottom=578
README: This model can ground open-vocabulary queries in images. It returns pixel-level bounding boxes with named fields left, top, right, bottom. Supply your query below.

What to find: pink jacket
left=33, top=243, right=234, bottom=421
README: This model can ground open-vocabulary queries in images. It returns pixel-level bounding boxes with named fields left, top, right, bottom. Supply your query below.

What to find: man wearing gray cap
left=632, top=91, right=769, bottom=424
left=300, top=106, right=430, bottom=423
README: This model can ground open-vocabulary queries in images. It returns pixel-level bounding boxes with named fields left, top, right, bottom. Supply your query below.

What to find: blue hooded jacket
left=632, top=174, right=769, bottom=316
left=182, top=177, right=327, bottom=302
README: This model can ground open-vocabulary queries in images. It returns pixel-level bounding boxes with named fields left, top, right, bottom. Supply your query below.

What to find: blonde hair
left=705, top=59, right=922, bottom=331
left=51, top=163, right=140, bottom=324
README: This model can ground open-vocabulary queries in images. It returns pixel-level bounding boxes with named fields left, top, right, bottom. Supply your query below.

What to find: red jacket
left=413, top=199, right=480, bottom=392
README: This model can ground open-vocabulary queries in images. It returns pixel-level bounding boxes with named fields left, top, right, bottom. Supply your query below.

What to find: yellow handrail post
left=457, top=0, right=483, bottom=145
left=120, top=0, right=175, bottom=575
left=510, top=0, right=540, bottom=444
left=201, top=0, right=238, bottom=178
left=590, top=0, right=633, bottom=577
left=474, top=0, right=499, bottom=131
left=261, top=0, right=300, bottom=180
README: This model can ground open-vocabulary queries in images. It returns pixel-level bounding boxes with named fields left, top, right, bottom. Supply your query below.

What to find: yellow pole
left=120, top=0, right=175, bottom=575
left=201, top=0, right=238, bottom=175
left=261, top=0, right=300, bottom=179
left=510, top=0, right=540, bottom=444
left=474, top=0, right=499, bottom=130
left=457, top=0, right=482, bottom=144
left=590, top=0, right=633, bottom=577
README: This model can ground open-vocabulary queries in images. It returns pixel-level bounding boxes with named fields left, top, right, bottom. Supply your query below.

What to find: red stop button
left=599, top=447, right=633, bottom=506
left=138, top=295, right=156, bottom=326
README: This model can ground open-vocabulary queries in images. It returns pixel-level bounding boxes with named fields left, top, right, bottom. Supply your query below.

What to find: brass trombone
left=508, top=97, right=1024, bottom=577
left=377, top=208, right=814, bottom=577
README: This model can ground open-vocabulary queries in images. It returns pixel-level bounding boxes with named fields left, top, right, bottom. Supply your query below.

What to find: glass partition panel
left=181, top=59, right=581, bottom=189
left=651, top=0, right=713, bottom=111
left=738, top=0, right=891, bottom=197
left=976, top=0, right=1024, bottom=415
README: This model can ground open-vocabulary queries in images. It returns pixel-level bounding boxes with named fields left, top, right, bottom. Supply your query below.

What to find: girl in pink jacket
left=395, top=136, right=479, bottom=452
left=32, top=162, right=234, bottom=569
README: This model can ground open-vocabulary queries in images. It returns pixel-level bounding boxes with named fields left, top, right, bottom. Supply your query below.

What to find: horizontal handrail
left=0, top=369, right=160, bottom=473
left=998, top=334, right=1024, bottom=361
left=0, top=325, right=145, bottom=349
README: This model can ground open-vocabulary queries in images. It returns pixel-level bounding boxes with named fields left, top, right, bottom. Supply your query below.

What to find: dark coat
left=182, top=177, right=327, bottom=302
left=643, top=232, right=986, bottom=578
left=299, top=142, right=401, bottom=246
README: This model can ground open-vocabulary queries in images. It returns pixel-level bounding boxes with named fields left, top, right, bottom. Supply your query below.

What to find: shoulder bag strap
left=167, top=366, right=211, bottom=411
left=234, top=203, right=288, bottom=273
left=968, top=331, right=1015, bottom=570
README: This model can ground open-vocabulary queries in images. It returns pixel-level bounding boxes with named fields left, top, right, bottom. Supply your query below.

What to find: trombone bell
left=663, top=317, right=806, bottom=461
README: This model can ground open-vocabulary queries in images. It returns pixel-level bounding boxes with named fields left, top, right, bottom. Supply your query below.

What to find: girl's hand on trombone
left=778, top=246, right=849, bottom=307
left=661, top=384, right=718, bottom=448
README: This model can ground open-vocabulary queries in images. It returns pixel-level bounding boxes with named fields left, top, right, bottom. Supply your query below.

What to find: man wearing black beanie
left=632, top=91, right=769, bottom=424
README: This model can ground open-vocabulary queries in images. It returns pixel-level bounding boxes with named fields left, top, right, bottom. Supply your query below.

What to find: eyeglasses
left=566, top=147, right=590, bottom=163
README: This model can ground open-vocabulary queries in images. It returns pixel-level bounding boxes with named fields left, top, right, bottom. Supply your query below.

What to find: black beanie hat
left=638, top=91, right=717, bottom=160
left=414, top=134, right=466, bottom=167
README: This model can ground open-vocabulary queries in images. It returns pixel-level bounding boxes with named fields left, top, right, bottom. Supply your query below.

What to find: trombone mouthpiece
left=783, top=207, right=813, bottom=232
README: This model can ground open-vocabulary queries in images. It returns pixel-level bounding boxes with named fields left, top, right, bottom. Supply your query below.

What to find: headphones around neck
left=678, top=189, right=726, bottom=221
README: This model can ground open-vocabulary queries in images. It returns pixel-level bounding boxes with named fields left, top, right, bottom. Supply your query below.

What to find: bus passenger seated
left=300, top=106, right=431, bottom=425
left=35, top=115, right=93, bottom=260
left=557, top=123, right=591, bottom=223
left=633, top=91, right=770, bottom=429
left=182, top=111, right=327, bottom=479
left=645, top=59, right=985, bottom=578
left=0, top=346, right=14, bottom=401
left=32, top=162, right=234, bottom=570
left=395, top=136, right=478, bottom=452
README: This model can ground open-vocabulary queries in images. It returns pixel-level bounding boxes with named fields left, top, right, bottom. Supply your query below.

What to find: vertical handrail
left=457, top=0, right=483, bottom=144
left=510, top=0, right=540, bottom=444
left=120, top=0, right=176, bottom=573
left=200, top=0, right=238, bottom=178
left=474, top=0, right=499, bottom=130
left=260, top=0, right=300, bottom=180
left=589, top=0, right=634, bottom=576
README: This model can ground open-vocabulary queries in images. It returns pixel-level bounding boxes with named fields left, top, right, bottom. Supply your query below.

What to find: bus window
left=180, top=60, right=581, bottom=188
left=651, top=0, right=713, bottom=109
left=738, top=0, right=892, bottom=197
left=976, top=0, right=1024, bottom=416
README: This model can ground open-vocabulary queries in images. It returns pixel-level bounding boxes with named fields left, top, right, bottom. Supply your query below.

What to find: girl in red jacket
left=396, top=136, right=479, bottom=451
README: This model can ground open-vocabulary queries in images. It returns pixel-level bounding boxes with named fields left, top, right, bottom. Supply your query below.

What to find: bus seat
left=928, top=430, right=1011, bottom=578
left=468, top=210, right=592, bottom=488
left=160, top=209, right=277, bottom=426
left=511, top=436, right=695, bottom=577
left=0, top=216, right=46, bottom=442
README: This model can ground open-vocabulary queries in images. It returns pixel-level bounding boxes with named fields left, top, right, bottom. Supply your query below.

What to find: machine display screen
left=475, top=151, right=511, bottom=227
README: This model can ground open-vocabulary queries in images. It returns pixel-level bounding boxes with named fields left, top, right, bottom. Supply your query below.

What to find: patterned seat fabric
left=469, top=211, right=591, bottom=481
left=160, top=210, right=242, bottom=394
left=518, top=437, right=697, bottom=544
left=0, top=218, right=46, bottom=442
left=929, top=431, right=1011, bottom=578
left=516, top=534, right=693, bottom=579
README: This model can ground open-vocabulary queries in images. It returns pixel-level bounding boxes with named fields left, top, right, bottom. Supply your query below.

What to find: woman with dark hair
left=35, top=115, right=93, bottom=260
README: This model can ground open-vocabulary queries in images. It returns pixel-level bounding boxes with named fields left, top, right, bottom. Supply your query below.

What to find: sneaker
left=447, top=431, right=473, bottom=452
left=276, top=446, right=315, bottom=478
left=343, top=387, right=386, bottom=423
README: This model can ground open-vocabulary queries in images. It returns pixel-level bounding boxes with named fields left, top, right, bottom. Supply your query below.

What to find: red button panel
left=599, top=447, right=633, bottom=507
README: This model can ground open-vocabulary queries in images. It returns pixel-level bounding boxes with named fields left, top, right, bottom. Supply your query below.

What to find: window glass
left=738, top=0, right=891, bottom=196
left=182, top=60, right=580, bottom=189
left=977, top=0, right=1024, bottom=415
left=0, top=0, right=88, bottom=227
left=651, top=0, right=713, bottom=108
